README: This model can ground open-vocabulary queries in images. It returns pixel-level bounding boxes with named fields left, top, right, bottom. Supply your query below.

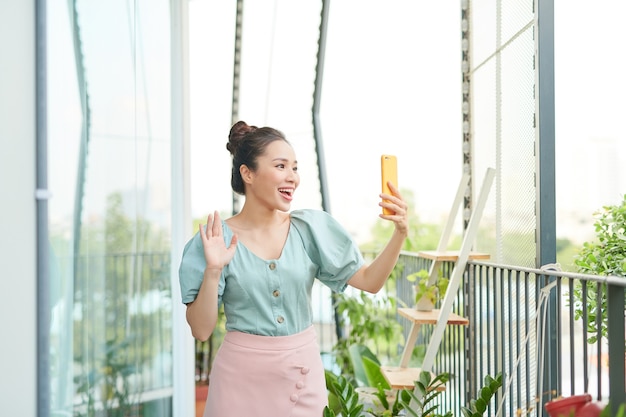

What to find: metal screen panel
left=470, top=0, right=536, bottom=267
left=467, top=0, right=538, bottom=415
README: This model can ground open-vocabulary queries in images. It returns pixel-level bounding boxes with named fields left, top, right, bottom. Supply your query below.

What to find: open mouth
left=278, top=188, right=294, bottom=198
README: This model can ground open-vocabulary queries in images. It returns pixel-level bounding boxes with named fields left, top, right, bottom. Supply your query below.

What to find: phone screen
left=381, top=155, right=398, bottom=215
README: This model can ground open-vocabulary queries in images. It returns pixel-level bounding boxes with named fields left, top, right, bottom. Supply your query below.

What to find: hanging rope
left=495, top=263, right=560, bottom=417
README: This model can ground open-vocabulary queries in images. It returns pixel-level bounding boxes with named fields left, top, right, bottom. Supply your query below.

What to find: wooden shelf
left=380, top=366, right=446, bottom=391
left=418, top=250, right=490, bottom=262
left=398, top=308, right=469, bottom=326
left=385, top=171, right=495, bottom=393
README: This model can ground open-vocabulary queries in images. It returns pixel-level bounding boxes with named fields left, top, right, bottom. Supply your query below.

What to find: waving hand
left=199, top=211, right=238, bottom=271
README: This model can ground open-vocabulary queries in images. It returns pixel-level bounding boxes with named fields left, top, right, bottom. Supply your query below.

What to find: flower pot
left=575, top=401, right=605, bottom=417
left=196, top=384, right=209, bottom=417
left=415, top=296, right=435, bottom=311
left=544, top=394, right=592, bottom=417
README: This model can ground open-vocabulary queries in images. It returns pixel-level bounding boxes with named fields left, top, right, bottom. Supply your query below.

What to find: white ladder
left=380, top=168, right=495, bottom=392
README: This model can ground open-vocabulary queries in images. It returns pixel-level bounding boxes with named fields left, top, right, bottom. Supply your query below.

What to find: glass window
left=47, top=1, right=173, bottom=415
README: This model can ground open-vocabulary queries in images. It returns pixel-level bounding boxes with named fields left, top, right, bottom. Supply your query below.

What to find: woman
left=179, top=121, right=408, bottom=416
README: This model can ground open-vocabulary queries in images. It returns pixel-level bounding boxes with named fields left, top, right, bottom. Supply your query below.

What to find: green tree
left=105, top=193, right=133, bottom=253
left=572, top=194, right=626, bottom=344
left=73, top=191, right=172, bottom=415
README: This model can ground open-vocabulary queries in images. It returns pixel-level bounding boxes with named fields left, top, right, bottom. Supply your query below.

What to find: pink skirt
left=204, top=326, right=327, bottom=417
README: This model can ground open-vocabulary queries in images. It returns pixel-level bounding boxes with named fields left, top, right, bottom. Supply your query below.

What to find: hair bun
left=227, top=121, right=257, bottom=155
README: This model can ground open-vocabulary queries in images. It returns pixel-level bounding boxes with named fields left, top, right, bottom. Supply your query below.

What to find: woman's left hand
left=347, top=182, right=410, bottom=293
left=379, top=181, right=409, bottom=236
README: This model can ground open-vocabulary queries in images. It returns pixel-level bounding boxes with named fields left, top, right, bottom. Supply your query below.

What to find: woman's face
left=245, top=139, right=299, bottom=211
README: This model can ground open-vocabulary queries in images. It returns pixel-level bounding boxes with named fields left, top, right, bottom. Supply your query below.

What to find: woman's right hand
left=199, top=210, right=238, bottom=273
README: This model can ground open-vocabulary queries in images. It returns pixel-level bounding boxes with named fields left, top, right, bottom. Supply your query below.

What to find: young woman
left=179, top=121, right=408, bottom=416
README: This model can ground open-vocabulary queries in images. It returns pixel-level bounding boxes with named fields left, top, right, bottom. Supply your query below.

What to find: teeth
left=279, top=188, right=292, bottom=194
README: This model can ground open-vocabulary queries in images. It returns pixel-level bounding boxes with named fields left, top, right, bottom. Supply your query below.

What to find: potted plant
left=324, top=369, right=503, bottom=417
left=544, top=394, right=593, bottom=417
left=406, top=269, right=449, bottom=311
left=572, top=194, right=626, bottom=347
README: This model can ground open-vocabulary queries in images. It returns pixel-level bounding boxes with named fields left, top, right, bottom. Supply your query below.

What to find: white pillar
left=0, top=1, right=38, bottom=416
left=170, top=0, right=196, bottom=416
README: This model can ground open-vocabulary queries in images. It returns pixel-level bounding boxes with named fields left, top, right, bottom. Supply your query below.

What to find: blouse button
left=296, top=381, right=304, bottom=389
left=273, top=290, right=280, bottom=297
left=290, top=394, right=299, bottom=402
left=269, top=262, right=276, bottom=270
left=300, top=367, right=310, bottom=375
left=277, top=316, right=284, bottom=324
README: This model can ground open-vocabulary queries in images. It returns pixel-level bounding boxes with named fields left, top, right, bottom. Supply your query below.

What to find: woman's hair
left=227, top=121, right=288, bottom=195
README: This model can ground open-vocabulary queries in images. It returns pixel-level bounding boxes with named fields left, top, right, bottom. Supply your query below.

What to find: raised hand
left=379, top=181, right=409, bottom=236
left=199, top=211, right=238, bottom=271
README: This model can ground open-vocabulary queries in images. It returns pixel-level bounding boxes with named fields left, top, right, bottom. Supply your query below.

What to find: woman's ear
left=240, top=164, right=253, bottom=185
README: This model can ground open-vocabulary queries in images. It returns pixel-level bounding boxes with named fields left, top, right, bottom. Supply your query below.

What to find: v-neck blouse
left=178, top=209, right=365, bottom=336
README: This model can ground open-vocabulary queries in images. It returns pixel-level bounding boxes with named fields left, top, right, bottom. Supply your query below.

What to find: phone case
left=381, top=154, right=398, bottom=215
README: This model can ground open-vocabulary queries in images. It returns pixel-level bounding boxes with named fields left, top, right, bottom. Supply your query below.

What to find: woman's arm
left=186, top=267, right=222, bottom=341
left=185, top=211, right=238, bottom=341
left=348, top=182, right=409, bottom=293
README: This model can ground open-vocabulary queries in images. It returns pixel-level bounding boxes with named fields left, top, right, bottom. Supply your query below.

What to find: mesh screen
left=469, top=0, right=538, bottom=415
left=470, top=0, right=536, bottom=267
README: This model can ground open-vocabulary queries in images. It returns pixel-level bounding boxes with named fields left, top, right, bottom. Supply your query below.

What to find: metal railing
left=71, top=252, right=173, bottom=415
left=390, top=253, right=625, bottom=417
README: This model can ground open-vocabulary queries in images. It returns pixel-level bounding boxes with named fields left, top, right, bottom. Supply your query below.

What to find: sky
left=187, top=0, right=626, bottom=245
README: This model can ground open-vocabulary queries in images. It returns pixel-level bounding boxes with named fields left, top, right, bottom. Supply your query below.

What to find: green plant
left=400, top=371, right=452, bottom=417
left=325, top=367, right=503, bottom=417
left=460, top=373, right=503, bottom=417
left=364, top=385, right=407, bottom=417
left=325, top=370, right=344, bottom=415
left=323, top=407, right=337, bottom=417
left=325, top=373, right=365, bottom=417
left=333, top=291, right=404, bottom=379
left=325, top=367, right=423, bottom=417
left=572, top=194, right=626, bottom=345
left=600, top=402, right=626, bottom=417
left=407, top=269, right=449, bottom=307
left=74, top=337, right=138, bottom=417
left=348, top=344, right=390, bottom=389
left=351, top=347, right=402, bottom=416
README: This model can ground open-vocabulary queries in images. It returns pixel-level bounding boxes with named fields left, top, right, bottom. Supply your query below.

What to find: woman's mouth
left=278, top=188, right=294, bottom=200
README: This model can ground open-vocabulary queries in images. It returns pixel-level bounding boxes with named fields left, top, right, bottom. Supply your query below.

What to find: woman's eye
left=276, top=164, right=285, bottom=169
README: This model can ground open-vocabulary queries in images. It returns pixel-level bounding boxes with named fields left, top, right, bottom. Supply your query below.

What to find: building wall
left=0, top=1, right=38, bottom=416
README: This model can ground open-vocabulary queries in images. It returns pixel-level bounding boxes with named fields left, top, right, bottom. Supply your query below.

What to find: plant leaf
left=480, top=386, right=492, bottom=402
left=475, top=397, right=487, bottom=413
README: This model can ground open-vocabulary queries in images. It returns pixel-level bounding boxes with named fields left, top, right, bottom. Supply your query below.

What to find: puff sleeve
left=290, top=209, right=365, bottom=293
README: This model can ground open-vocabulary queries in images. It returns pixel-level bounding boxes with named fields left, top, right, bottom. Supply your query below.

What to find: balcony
left=63, top=244, right=625, bottom=416
left=343, top=252, right=626, bottom=416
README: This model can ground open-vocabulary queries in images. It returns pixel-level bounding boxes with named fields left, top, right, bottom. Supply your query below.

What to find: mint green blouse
left=178, top=209, right=365, bottom=336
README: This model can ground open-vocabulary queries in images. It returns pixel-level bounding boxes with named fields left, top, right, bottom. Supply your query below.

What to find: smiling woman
left=179, top=120, right=410, bottom=416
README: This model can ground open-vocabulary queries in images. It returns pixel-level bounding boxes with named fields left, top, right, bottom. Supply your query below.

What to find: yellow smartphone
left=381, top=154, right=398, bottom=215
